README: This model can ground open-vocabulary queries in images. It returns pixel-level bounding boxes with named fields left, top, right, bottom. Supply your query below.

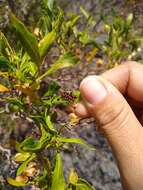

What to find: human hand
left=75, top=62, right=143, bottom=190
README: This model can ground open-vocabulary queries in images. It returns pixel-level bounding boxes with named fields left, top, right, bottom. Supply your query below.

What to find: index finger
left=75, top=61, right=143, bottom=117
left=101, top=61, right=143, bottom=106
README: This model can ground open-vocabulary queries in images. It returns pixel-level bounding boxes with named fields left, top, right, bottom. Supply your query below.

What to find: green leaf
left=6, top=98, right=24, bottom=109
left=43, top=95, right=68, bottom=107
left=45, top=115, right=56, bottom=132
left=69, top=168, right=78, bottom=185
left=51, top=153, right=66, bottom=190
left=19, top=137, right=43, bottom=152
left=57, top=137, right=95, bottom=150
left=80, top=6, right=90, bottom=19
left=9, top=13, right=40, bottom=65
left=44, top=81, right=60, bottom=97
left=47, top=0, right=55, bottom=11
left=0, top=32, right=14, bottom=57
left=79, top=32, right=99, bottom=47
left=14, top=152, right=31, bottom=162
left=66, top=15, right=80, bottom=29
left=7, top=177, right=26, bottom=187
left=0, top=84, right=9, bottom=92
left=37, top=52, right=79, bottom=81
left=39, top=30, right=56, bottom=59
left=39, top=16, right=52, bottom=34
left=0, top=56, right=10, bottom=71
left=76, top=179, right=96, bottom=190
left=16, top=53, right=38, bottom=82
left=19, top=125, right=51, bottom=152
left=16, top=153, right=36, bottom=176
left=43, top=0, right=55, bottom=12
left=126, top=13, right=133, bottom=28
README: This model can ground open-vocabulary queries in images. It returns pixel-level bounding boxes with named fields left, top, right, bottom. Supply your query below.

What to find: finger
left=101, top=61, right=143, bottom=104
left=78, top=75, right=143, bottom=189
left=75, top=62, right=143, bottom=117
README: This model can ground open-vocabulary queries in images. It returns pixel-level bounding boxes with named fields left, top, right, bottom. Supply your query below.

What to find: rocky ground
left=1, top=0, right=143, bottom=190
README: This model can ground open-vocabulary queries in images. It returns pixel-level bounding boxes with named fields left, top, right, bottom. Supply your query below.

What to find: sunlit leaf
left=80, top=6, right=90, bottom=19
left=51, top=153, right=66, bottom=190
left=7, top=177, right=26, bottom=187
left=45, top=115, right=56, bottom=132
left=48, top=0, right=55, bottom=11
left=14, top=152, right=31, bottom=162
left=126, top=13, right=133, bottom=28
left=10, top=13, right=40, bottom=65
left=39, top=30, right=56, bottom=59
left=0, top=84, right=9, bottom=92
left=69, top=168, right=78, bottom=185
left=66, top=15, right=80, bottom=29
left=57, top=137, right=95, bottom=150
left=19, top=137, right=43, bottom=152
left=0, top=32, right=14, bottom=57
left=37, top=52, right=79, bottom=81
left=16, top=153, right=36, bottom=176
left=76, top=179, right=95, bottom=190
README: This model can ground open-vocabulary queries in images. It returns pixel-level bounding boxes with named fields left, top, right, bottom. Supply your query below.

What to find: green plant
left=101, top=13, right=141, bottom=68
left=77, top=6, right=143, bottom=68
left=0, top=1, right=95, bottom=190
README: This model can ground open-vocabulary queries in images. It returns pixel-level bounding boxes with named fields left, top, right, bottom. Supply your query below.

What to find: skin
left=74, top=62, right=143, bottom=190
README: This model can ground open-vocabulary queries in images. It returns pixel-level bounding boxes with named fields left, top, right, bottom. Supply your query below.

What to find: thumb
left=77, top=75, right=143, bottom=190
left=79, top=75, right=142, bottom=153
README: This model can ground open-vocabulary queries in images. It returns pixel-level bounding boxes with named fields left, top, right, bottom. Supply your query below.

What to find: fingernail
left=80, top=76, right=107, bottom=105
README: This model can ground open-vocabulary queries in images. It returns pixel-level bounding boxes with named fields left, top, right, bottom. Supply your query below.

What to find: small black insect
left=60, top=91, right=76, bottom=102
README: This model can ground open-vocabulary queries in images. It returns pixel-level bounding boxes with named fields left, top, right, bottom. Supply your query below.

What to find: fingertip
left=74, top=102, right=91, bottom=118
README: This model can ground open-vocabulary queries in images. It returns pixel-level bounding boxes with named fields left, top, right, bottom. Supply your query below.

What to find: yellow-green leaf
left=7, top=177, right=26, bottom=187
left=16, top=153, right=35, bottom=176
left=0, top=84, right=9, bottom=92
left=37, top=52, right=79, bottom=81
left=76, top=179, right=96, bottom=190
left=69, top=168, right=78, bottom=185
left=9, top=12, right=40, bottom=65
left=39, top=30, right=56, bottom=59
left=14, top=152, right=31, bottom=162
left=51, top=153, right=66, bottom=190
left=57, top=137, right=95, bottom=150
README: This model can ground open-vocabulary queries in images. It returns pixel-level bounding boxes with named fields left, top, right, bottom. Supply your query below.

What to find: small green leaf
left=39, top=30, right=56, bottom=59
left=79, top=32, right=99, bottom=47
left=16, top=153, right=35, bottom=176
left=80, top=6, right=90, bottom=19
left=0, top=32, right=14, bottom=57
left=69, top=168, right=78, bottom=185
left=37, top=52, right=79, bottom=81
left=0, top=84, right=9, bottom=92
left=7, top=177, right=26, bottom=187
left=44, top=81, right=60, bottom=97
left=10, top=13, right=40, bottom=65
left=57, top=137, right=95, bottom=150
left=76, top=179, right=96, bottom=190
left=14, top=152, right=31, bottom=162
left=19, top=137, right=42, bottom=152
left=45, top=115, right=56, bottom=132
left=47, top=0, right=55, bottom=11
left=0, top=56, right=10, bottom=71
left=126, top=13, right=133, bottom=27
left=51, top=153, right=66, bottom=190
left=19, top=125, right=51, bottom=152
left=66, top=15, right=80, bottom=29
